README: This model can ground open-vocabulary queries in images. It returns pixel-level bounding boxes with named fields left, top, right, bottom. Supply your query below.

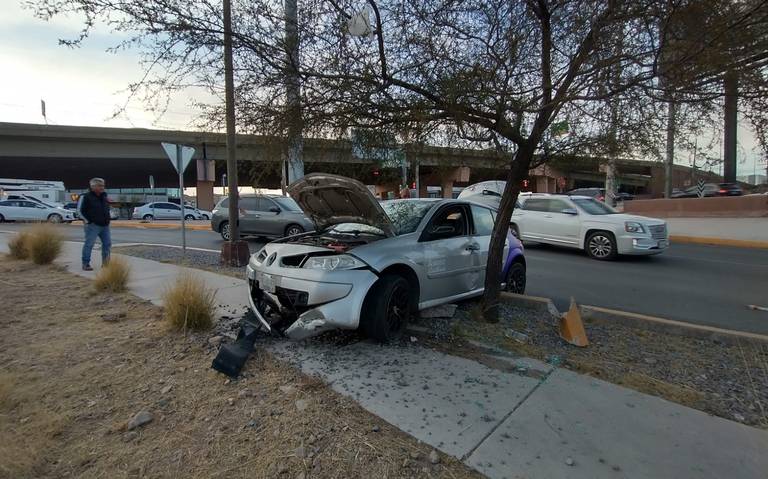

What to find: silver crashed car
left=245, top=174, right=526, bottom=342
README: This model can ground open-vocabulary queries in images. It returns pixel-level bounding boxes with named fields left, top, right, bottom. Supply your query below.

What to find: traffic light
left=522, top=179, right=529, bottom=188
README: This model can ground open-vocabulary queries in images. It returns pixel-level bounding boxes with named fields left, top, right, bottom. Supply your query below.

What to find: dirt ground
left=415, top=302, right=768, bottom=429
left=0, top=257, right=482, bottom=479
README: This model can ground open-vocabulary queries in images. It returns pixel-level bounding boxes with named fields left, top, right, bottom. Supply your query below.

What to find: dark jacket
left=78, top=191, right=111, bottom=226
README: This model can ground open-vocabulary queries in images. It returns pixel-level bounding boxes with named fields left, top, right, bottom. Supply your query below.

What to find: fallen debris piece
left=420, top=304, right=457, bottom=319
left=558, top=297, right=589, bottom=347
left=747, top=304, right=768, bottom=312
left=126, top=410, right=153, bottom=430
left=565, top=457, right=575, bottom=466
left=211, top=320, right=261, bottom=377
left=505, top=328, right=529, bottom=343
left=208, top=335, right=223, bottom=347
left=295, top=399, right=309, bottom=412
left=429, top=450, right=440, bottom=464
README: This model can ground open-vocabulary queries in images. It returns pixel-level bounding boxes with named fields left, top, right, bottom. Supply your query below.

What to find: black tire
left=510, top=223, right=520, bottom=239
left=47, top=213, right=62, bottom=223
left=585, top=231, right=618, bottom=260
left=0, top=213, right=4, bottom=222
left=184, top=214, right=195, bottom=220
left=504, top=261, right=526, bottom=294
left=142, top=214, right=154, bottom=221
left=285, top=224, right=304, bottom=237
left=360, top=275, right=412, bottom=343
left=220, top=221, right=231, bottom=241
left=202, top=214, right=210, bottom=220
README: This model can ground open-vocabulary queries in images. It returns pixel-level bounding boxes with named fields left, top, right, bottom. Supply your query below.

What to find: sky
left=0, top=0, right=765, bottom=178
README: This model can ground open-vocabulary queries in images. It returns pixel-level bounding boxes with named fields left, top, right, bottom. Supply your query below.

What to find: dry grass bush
left=93, top=256, right=131, bottom=292
left=7, top=231, right=31, bottom=260
left=26, top=224, right=63, bottom=265
left=162, top=273, right=216, bottom=332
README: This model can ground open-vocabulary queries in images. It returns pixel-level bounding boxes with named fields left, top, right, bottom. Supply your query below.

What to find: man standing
left=77, top=177, right=112, bottom=271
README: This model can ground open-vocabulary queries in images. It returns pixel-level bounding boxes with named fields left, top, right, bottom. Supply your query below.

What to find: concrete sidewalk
left=2, top=232, right=766, bottom=479
left=666, top=217, right=768, bottom=248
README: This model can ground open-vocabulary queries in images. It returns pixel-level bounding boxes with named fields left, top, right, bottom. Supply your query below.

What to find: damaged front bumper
left=245, top=263, right=378, bottom=340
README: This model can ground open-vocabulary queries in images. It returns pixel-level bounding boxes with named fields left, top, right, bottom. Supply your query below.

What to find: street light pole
left=221, top=0, right=249, bottom=265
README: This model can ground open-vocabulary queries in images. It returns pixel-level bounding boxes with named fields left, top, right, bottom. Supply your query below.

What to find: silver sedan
left=246, top=174, right=526, bottom=342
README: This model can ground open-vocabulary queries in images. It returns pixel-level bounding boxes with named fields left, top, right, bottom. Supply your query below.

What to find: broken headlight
left=302, top=254, right=366, bottom=271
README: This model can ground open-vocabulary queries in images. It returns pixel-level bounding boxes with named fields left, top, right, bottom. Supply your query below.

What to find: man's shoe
left=82, top=264, right=93, bottom=271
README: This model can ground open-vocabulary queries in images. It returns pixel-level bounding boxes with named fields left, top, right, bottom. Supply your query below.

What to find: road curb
left=670, top=234, right=768, bottom=249
left=71, top=221, right=212, bottom=231
left=499, top=292, right=768, bottom=346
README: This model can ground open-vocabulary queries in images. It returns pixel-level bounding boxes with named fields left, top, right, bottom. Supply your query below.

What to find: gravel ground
left=416, top=301, right=768, bottom=429
left=114, top=245, right=246, bottom=279
left=113, top=244, right=768, bottom=429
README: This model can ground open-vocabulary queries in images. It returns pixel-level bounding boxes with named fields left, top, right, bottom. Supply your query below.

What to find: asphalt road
left=3, top=222, right=767, bottom=335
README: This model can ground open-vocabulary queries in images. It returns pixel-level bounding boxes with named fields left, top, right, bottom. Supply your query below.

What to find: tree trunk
left=664, top=99, right=676, bottom=198
left=480, top=146, right=532, bottom=322
left=285, top=0, right=304, bottom=183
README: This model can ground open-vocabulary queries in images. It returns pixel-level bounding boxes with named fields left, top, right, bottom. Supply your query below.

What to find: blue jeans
left=82, top=223, right=111, bottom=266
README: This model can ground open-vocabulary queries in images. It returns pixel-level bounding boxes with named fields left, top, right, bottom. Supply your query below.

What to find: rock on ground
left=126, top=410, right=153, bottom=430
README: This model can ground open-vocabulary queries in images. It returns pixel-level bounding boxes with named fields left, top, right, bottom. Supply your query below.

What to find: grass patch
left=93, top=256, right=131, bottom=293
left=7, top=231, right=31, bottom=260
left=26, top=224, right=63, bottom=265
left=162, top=273, right=216, bottom=332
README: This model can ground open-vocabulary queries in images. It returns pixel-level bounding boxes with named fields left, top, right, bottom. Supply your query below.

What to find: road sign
left=161, top=142, right=196, bottom=257
left=696, top=179, right=706, bottom=198
left=162, top=142, right=195, bottom=173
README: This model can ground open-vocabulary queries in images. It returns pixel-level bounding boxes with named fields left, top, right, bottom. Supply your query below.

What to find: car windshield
left=273, top=197, right=302, bottom=212
left=572, top=198, right=618, bottom=215
left=326, top=200, right=435, bottom=236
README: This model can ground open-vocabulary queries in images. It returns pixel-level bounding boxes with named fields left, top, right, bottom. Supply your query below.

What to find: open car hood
left=287, top=173, right=396, bottom=237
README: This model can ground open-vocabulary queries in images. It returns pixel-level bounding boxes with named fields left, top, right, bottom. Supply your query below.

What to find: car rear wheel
left=361, top=274, right=412, bottom=343
left=47, top=213, right=62, bottom=223
left=504, top=261, right=526, bottom=294
left=586, top=231, right=617, bottom=260
left=285, top=224, right=304, bottom=237
left=142, top=214, right=154, bottom=221
left=220, top=221, right=231, bottom=241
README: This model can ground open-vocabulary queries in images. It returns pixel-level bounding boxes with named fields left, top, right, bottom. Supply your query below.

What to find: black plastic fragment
left=211, top=320, right=262, bottom=377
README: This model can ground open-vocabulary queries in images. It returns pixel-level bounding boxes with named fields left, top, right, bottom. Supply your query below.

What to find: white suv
left=511, top=194, right=669, bottom=260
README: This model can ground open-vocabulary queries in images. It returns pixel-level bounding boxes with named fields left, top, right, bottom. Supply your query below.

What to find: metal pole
left=723, top=71, right=738, bottom=183
left=224, top=0, right=240, bottom=242
left=664, top=99, right=676, bottom=198
left=177, top=143, right=187, bottom=258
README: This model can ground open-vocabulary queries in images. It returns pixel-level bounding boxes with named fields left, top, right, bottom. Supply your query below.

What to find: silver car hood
left=287, top=173, right=395, bottom=237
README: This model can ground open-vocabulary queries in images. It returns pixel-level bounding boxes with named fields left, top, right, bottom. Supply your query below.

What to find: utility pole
left=664, top=99, right=676, bottom=198
left=221, top=0, right=249, bottom=266
left=285, top=0, right=304, bottom=183
left=723, top=71, right=738, bottom=183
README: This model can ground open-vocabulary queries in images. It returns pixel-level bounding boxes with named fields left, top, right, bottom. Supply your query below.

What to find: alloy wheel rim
left=222, top=224, right=230, bottom=240
left=589, top=235, right=612, bottom=258
left=287, top=227, right=301, bottom=236
left=386, top=284, right=409, bottom=332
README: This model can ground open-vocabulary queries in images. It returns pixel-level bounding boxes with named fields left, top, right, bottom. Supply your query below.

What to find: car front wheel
left=504, top=261, right=526, bottom=294
left=285, top=224, right=304, bottom=237
left=586, top=231, right=617, bottom=260
left=202, top=214, right=210, bottom=220
left=361, top=274, right=412, bottom=343
left=47, top=213, right=62, bottom=223
left=220, top=221, right=231, bottom=241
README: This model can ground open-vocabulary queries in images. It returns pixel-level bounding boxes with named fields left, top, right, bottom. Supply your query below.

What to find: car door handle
left=465, top=243, right=480, bottom=251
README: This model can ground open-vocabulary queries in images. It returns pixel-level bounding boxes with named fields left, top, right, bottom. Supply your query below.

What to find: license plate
left=658, top=240, right=668, bottom=248
left=257, top=272, right=276, bottom=293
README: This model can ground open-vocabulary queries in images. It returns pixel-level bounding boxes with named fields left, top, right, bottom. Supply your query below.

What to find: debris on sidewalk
left=558, top=297, right=589, bottom=347
left=420, top=304, right=458, bottom=319
left=504, top=328, right=529, bottom=343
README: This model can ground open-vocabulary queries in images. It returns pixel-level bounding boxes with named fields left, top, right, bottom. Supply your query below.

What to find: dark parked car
left=567, top=188, right=605, bottom=202
left=211, top=195, right=314, bottom=241
left=671, top=183, right=742, bottom=198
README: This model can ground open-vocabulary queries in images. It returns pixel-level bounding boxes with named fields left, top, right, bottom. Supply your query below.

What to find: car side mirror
left=430, top=224, right=455, bottom=238
left=269, top=206, right=281, bottom=214
left=562, top=208, right=578, bottom=215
